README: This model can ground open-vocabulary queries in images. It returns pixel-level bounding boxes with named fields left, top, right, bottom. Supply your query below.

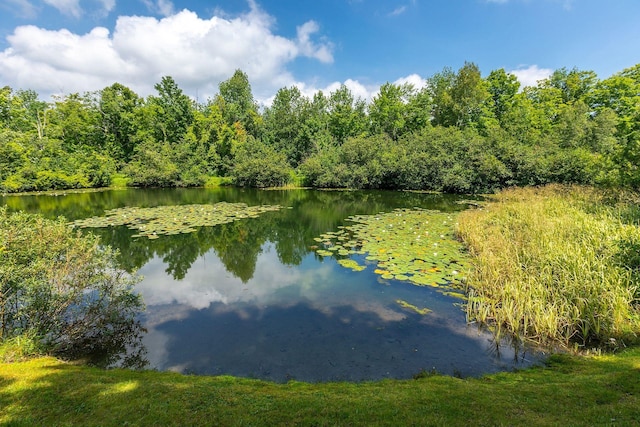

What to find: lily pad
left=312, top=208, right=470, bottom=288
left=337, top=259, right=366, bottom=272
left=71, top=202, right=284, bottom=239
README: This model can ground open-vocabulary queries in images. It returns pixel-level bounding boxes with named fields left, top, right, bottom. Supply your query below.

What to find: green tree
left=217, top=69, right=262, bottom=138
left=124, top=138, right=180, bottom=187
left=149, top=76, right=194, bottom=144
left=327, top=85, right=368, bottom=144
left=429, top=63, right=493, bottom=129
left=48, top=92, right=102, bottom=150
left=8, top=89, right=49, bottom=138
left=486, top=69, right=520, bottom=124
left=544, top=67, right=598, bottom=105
left=99, top=83, right=142, bottom=164
left=0, top=86, right=10, bottom=127
left=263, top=86, right=316, bottom=166
left=368, top=82, right=413, bottom=140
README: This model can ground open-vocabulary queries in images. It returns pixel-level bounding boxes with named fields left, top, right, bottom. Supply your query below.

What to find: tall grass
left=457, top=185, right=640, bottom=349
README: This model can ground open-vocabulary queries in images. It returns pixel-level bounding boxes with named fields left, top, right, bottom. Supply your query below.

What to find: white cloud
left=296, top=21, right=333, bottom=64
left=98, top=0, right=116, bottom=14
left=43, top=0, right=81, bottom=17
left=136, top=243, right=407, bottom=323
left=509, top=64, right=552, bottom=88
left=393, top=74, right=427, bottom=90
left=0, top=5, right=334, bottom=102
left=389, top=6, right=407, bottom=16
left=142, top=0, right=174, bottom=17
left=2, top=0, right=38, bottom=18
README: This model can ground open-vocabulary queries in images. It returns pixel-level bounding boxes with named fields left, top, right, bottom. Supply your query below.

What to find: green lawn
left=1, top=348, right=639, bottom=426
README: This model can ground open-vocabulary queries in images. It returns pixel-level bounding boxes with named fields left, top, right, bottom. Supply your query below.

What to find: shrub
left=232, top=138, right=291, bottom=188
left=0, top=207, right=145, bottom=365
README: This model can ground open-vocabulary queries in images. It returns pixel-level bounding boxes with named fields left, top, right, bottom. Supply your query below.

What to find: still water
left=2, top=188, right=541, bottom=382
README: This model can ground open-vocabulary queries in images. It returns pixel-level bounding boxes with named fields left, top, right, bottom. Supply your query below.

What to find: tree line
left=1, top=62, right=639, bottom=193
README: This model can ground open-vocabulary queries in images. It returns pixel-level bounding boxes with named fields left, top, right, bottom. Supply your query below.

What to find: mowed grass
left=457, top=185, right=640, bottom=349
left=1, top=349, right=639, bottom=426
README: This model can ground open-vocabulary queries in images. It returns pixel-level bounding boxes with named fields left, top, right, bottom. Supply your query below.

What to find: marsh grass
left=457, top=185, right=640, bottom=349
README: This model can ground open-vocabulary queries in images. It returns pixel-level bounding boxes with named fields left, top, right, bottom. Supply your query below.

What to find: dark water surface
left=2, top=188, right=541, bottom=381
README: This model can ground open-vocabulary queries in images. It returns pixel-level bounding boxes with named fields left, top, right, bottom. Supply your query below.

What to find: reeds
left=457, top=185, right=640, bottom=349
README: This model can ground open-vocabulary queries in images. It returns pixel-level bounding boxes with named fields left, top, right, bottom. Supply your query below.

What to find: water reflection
left=1, top=188, right=538, bottom=381
left=136, top=242, right=537, bottom=381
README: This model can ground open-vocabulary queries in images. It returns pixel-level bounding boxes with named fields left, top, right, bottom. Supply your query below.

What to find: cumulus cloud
left=509, top=64, right=553, bottom=88
left=0, top=4, right=334, bottom=102
left=393, top=73, right=427, bottom=90
left=296, top=21, right=333, bottom=63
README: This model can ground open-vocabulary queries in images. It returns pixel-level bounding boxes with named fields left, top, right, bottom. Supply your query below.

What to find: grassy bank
left=457, top=185, right=640, bottom=349
left=1, top=349, right=639, bottom=426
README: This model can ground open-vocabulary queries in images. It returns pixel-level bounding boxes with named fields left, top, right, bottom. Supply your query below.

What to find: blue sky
left=1, top=0, right=639, bottom=103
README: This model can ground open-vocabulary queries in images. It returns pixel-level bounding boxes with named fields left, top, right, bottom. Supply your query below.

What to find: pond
left=1, top=188, right=541, bottom=382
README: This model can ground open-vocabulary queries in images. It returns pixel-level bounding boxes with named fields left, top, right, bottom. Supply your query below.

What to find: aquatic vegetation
left=71, top=202, right=285, bottom=239
left=337, top=258, right=366, bottom=272
left=458, top=185, right=640, bottom=348
left=314, top=208, right=470, bottom=291
left=396, top=299, right=432, bottom=315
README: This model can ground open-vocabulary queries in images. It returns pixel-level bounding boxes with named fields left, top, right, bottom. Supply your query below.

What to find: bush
left=0, top=208, right=145, bottom=365
left=124, top=139, right=180, bottom=187
left=232, top=138, right=291, bottom=188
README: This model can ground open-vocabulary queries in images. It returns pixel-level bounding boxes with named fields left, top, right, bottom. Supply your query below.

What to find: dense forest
left=1, top=62, right=639, bottom=193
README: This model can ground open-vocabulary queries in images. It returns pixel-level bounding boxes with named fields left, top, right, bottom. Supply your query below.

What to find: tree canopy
left=1, top=62, right=639, bottom=193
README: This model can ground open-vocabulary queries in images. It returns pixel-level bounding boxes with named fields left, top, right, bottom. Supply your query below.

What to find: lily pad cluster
left=313, top=208, right=470, bottom=292
left=71, top=202, right=285, bottom=239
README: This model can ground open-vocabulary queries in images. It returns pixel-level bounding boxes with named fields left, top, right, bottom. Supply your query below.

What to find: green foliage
left=232, top=137, right=292, bottom=188
left=368, top=82, right=413, bottom=140
left=0, top=208, right=144, bottom=363
left=123, top=139, right=179, bottom=187
left=2, top=62, right=640, bottom=193
left=327, top=84, right=368, bottom=144
left=486, top=68, right=520, bottom=123
left=263, top=86, right=316, bottom=167
left=148, top=76, right=194, bottom=144
left=99, top=83, right=142, bottom=164
left=216, top=69, right=262, bottom=138
left=48, top=92, right=102, bottom=150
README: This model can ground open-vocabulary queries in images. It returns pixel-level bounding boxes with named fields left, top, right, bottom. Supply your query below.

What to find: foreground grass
left=1, top=348, right=639, bottom=426
left=457, top=185, right=640, bottom=349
